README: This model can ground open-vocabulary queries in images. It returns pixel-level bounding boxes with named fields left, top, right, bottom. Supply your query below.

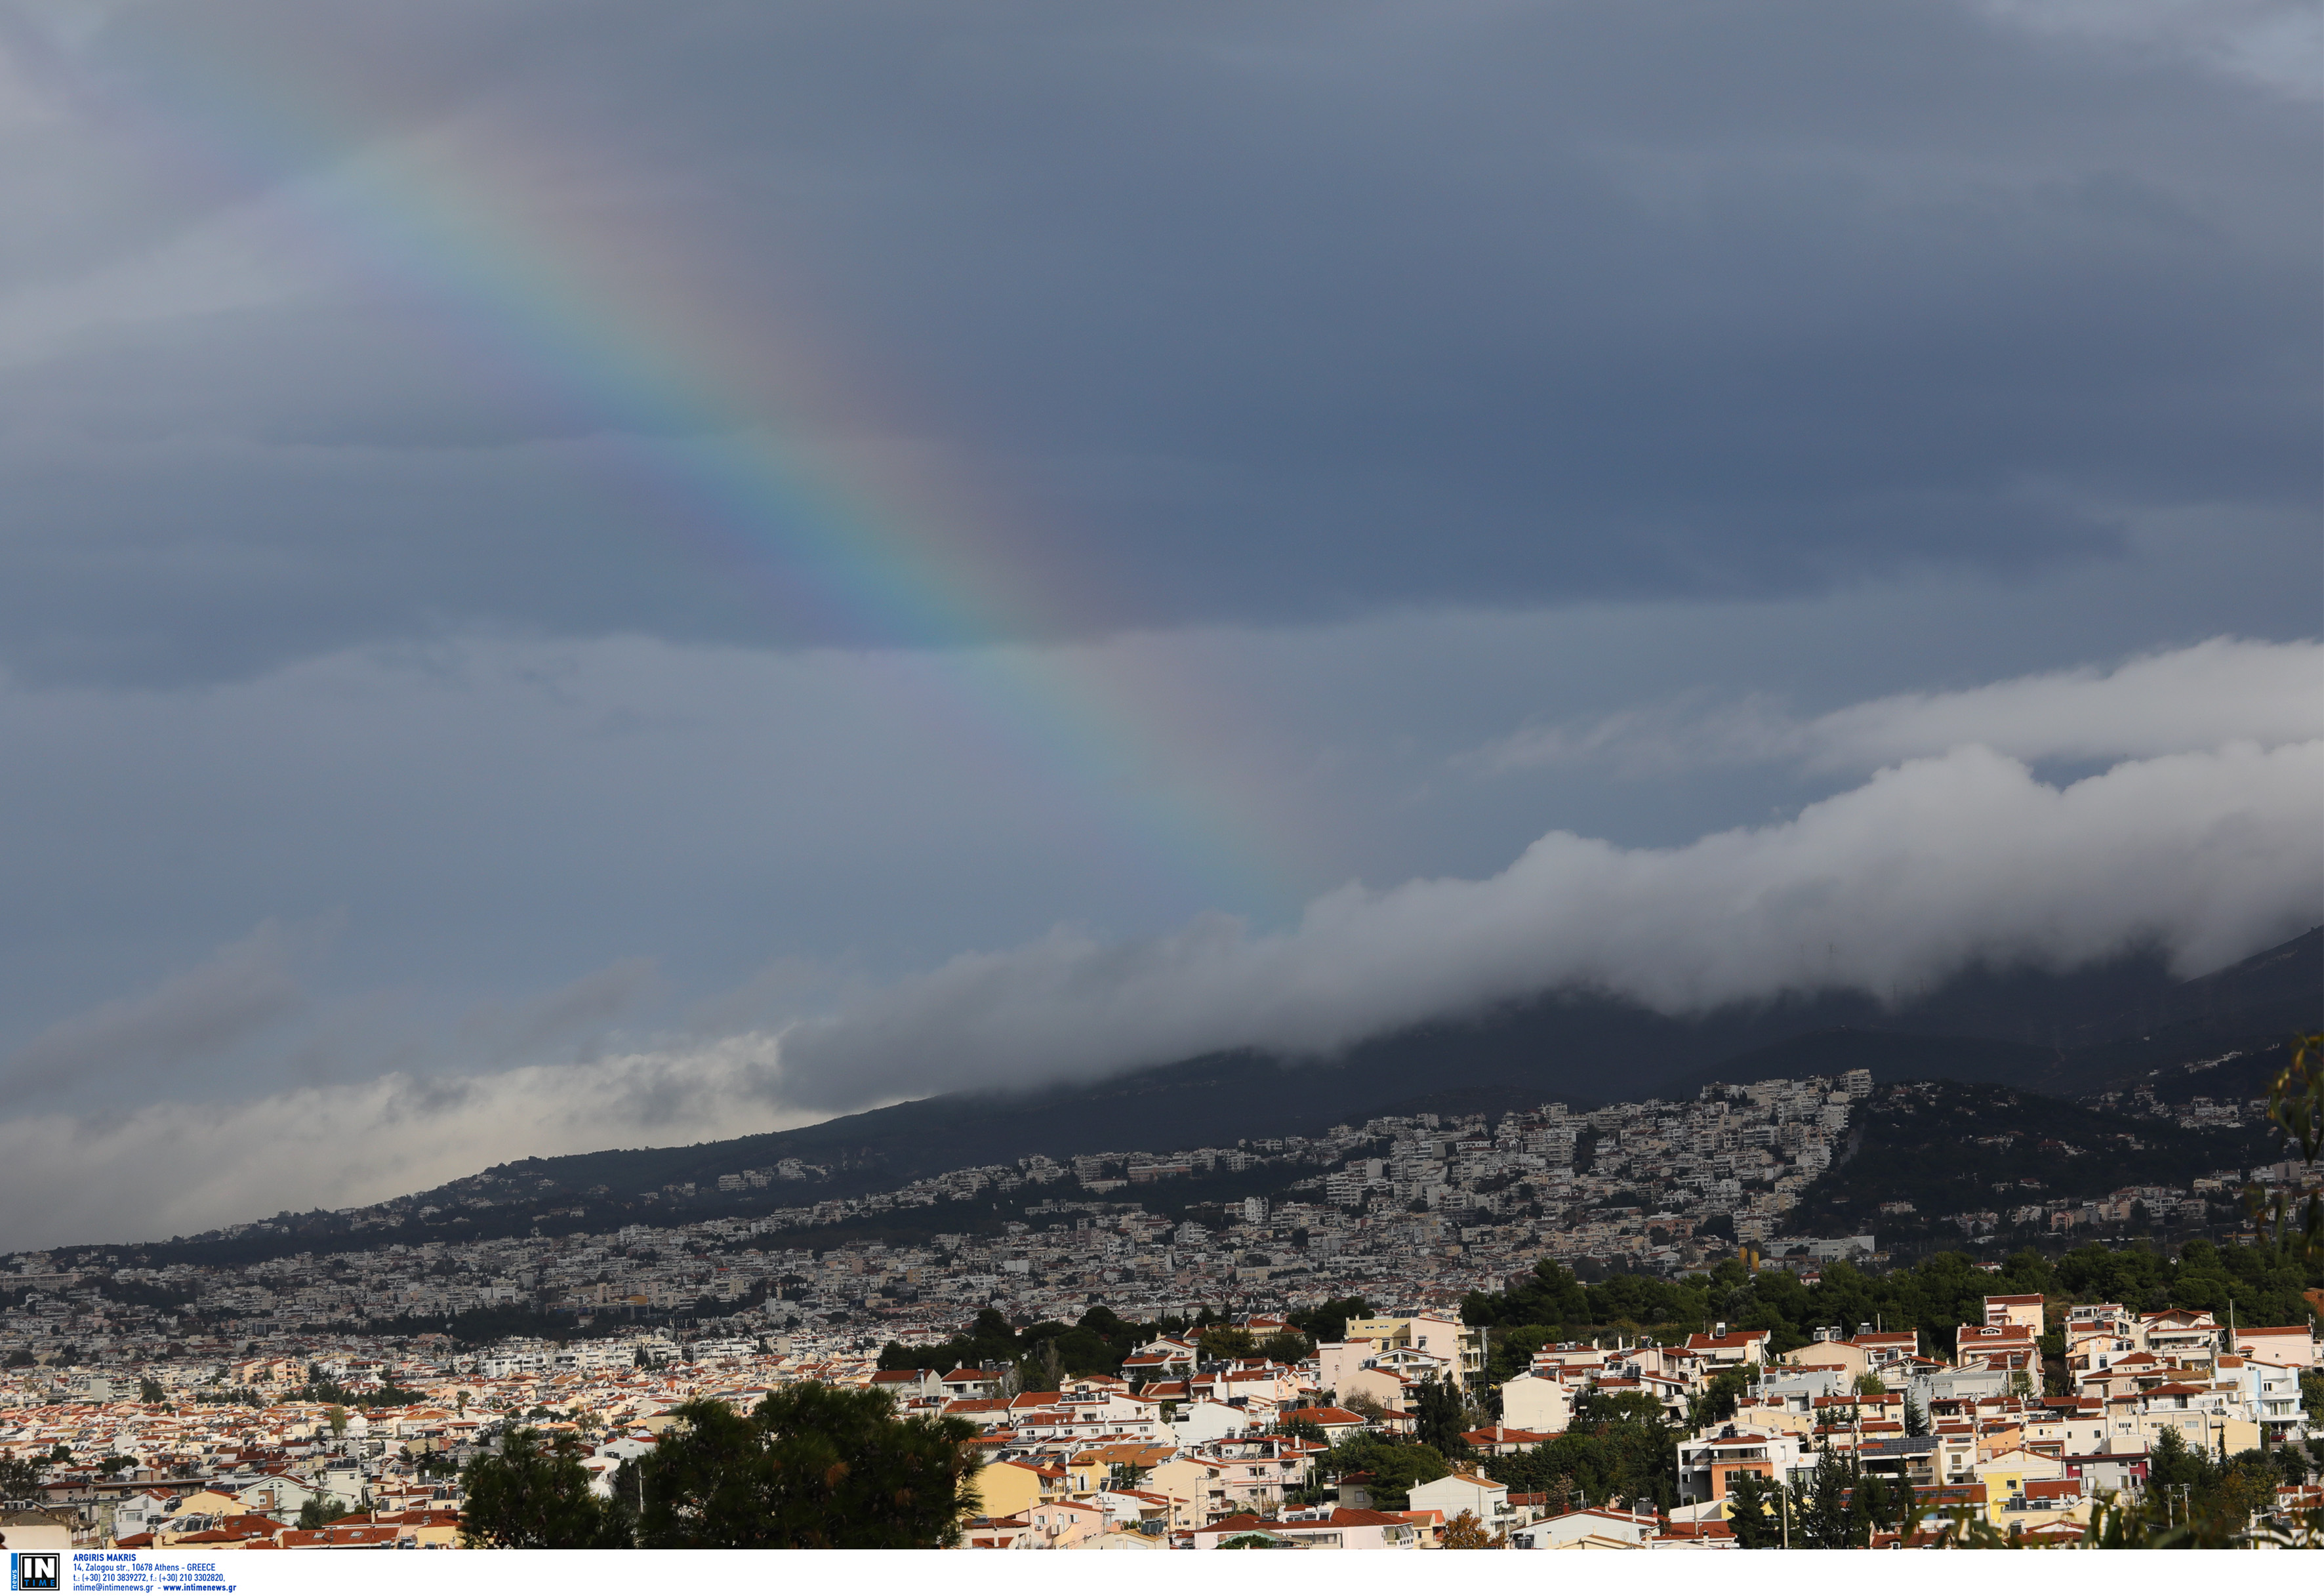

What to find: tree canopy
left=1461, top=1240, right=2319, bottom=1357
left=460, top=1387, right=979, bottom=1549
left=1313, top=1432, right=1450, bottom=1512
left=878, top=1303, right=1165, bottom=1385
left=459, top=1428, right=633, bottom=1549
left=640, top=1385, right=979, bottom=1548
left=1286, top=1296, right=1374, bottom=1344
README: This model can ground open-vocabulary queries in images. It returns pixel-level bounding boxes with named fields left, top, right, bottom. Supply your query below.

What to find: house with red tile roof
left=1278, top=1405, right=1370, bottom=1444
left=1683, top=1329, right=1771, bottom=1368
left=869, top=1368, right=944, bottom=1402
left=1458, top=1423, right=1557, bottom=1456
left=1650, top=1516, right=1737, bottom=1547
left=941, top=1368, right=1002, bottom=1399
left=959, top=1513, right=1034, bottom=1549
left=279, top=1522, right=407, bottom=1549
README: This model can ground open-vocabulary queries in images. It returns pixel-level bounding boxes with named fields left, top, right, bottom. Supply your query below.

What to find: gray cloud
left=457, top=956, right=663, bottom=1063
left=0, top=1031, right=804, bottom=1250
left=1974, top=1, right=2321, bottom=97
left=0, top=918, right=321, bottom=1095
left=0, top=1, right=2310, bottom=681
left=1473, top=636, right=2324, bottom=775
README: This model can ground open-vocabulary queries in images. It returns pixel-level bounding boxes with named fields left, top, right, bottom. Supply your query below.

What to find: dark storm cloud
left=0, top=1, right=2311, bottom=681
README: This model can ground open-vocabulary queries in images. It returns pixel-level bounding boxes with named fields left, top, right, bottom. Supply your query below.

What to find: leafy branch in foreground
left=2244, top=1031, right=2324, bottom=1263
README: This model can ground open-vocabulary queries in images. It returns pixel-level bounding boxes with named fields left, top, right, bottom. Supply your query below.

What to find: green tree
left=1258, top=1330, right=1313, bottom=1364
left=1789, top=1446, right=1862, bottom=1548
left=459, top=1427, right=632, bottom=1548
left=1685, top=1367, right=1748, bottom=1431
left=365, top=1376, right=426, bottom=1407
left=1483, top=1325, right=1559, bottom=1385
left=136, top=1378, right=166, bottom=1405
left=639, top=1386, right=979, bottom=1548
left=1196, top=1325, right=1258, bottom=1361
left=0, top=1452, right=43, bottom=1500
left=1287, top=1296, right=1374, bottom=1345
left=1002, top=1314, right=1135, bottom=1380
left=1875, top=1472, right=1919, bottom=1539
left=1460, top=1258, right=1589, bottom=1330
left=1413, top=1377, right=1471, bottom=1457
left=878, top=1306, right=1025, bottom=1375
left=2148, top=1425, right=2213, bottom=1499
left=2246, top=1032, right=2323, bottom=1263
left=2136, top=1425, right=2285, bottom=1546
left=295, top=1494, right=349, bottom=1530
left=1494, top=1389, right=1679, bottom=1511
left=1019, top=1338, right=1065, bottom=1393
left=1315, top=1432, right=1450, bottom=1512
left=2276, top=1443, right=2311, bottom=1488
left=1724, top=1467, right=1784, bottom=1547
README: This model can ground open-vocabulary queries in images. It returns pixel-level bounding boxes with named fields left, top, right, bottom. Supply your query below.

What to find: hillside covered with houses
left=1, top=1055, right=2318, bottom=1549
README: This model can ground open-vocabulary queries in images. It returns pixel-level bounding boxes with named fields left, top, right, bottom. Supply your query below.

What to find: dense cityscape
left=3, top=1066, right=2317, bottom=1551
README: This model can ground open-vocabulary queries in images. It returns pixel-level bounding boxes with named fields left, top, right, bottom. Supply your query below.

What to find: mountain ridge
left=403, top=924, right=2323, bottom=1210
left=89, top=926, right=2323, bottom=1264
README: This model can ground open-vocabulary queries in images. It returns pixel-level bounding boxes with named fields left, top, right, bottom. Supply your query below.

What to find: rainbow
left=30, top=14, right=1303, bottom=912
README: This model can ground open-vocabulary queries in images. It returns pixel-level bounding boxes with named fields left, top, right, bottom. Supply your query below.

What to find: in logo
left=10, top=1553, right=60, bottom=1592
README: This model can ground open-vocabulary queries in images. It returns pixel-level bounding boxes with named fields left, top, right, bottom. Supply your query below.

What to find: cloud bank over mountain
left=768, top=638, right=2321, bottom=1110
left=0, top=636, right=2311, bottom=1248
left=773, top=735, right=2319, bottom=1109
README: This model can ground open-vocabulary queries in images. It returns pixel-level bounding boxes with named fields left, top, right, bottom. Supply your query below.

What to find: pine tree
left=1791, top=1445, right=1861, bottom=1547
left=459, top=1428, right=632, bottom=1548
left=1414, top=1376, right=1470, bottom=1458
left=1724, top=1468, right=1784, bottom=1547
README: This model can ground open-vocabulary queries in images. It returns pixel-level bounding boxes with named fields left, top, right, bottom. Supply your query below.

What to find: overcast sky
left=0, top=1, right=2316, bottom=1246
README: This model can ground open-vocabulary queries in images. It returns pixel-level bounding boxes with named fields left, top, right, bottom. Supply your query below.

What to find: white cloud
left=1472, top=636, right=2323, bottom=775
left=773, top=735, right=2322, bottom=1108
left=0, top=1031, right=809, bottom=1251
left=1799, top=636, right=2324, bottom=768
